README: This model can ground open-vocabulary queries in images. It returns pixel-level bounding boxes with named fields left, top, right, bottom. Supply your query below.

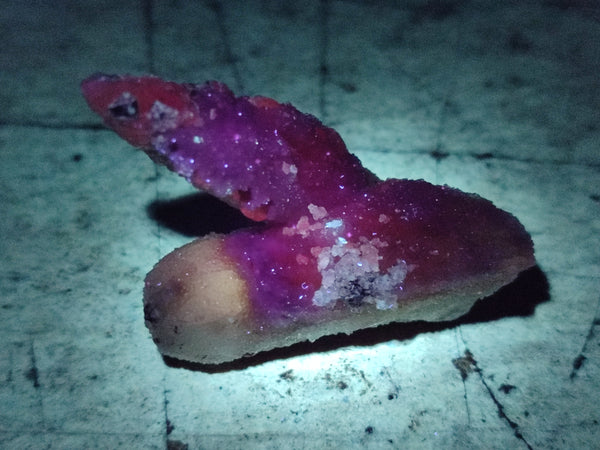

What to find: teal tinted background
left=1, top=1, right=598, bottom=448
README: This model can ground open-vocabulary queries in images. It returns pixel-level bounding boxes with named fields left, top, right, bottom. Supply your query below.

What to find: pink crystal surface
left=82, top=74, right=535, bottom=328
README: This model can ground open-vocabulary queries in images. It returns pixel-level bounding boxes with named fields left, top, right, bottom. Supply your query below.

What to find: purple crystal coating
left=81, top=74, right=535, bottom=331
left=150, top=82, right=378, bottom=222
left=223, top=179, right=534, bottom=325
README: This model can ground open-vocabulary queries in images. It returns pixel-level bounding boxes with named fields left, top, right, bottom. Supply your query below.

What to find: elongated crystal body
left=82, top=74, right=535, bottom=364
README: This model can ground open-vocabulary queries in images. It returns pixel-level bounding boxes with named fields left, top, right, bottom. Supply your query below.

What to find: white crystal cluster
left=312, top=237, right=408, bottom=310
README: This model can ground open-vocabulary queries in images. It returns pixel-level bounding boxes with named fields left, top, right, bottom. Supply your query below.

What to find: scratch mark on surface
left=163, top=384, right=173, bottom=436
left=453, top=349, right=532, bottom=449
left=477, top=368, right=532, bottom=450
left=381, top=366, right=401, bottom=400
left=163, top=382, right=190, bottom=449
left=452, top=347, right=474, bottom=424
left=25, top=340, right=40, bottom=388
left=570, top=295, right=600, bottom=380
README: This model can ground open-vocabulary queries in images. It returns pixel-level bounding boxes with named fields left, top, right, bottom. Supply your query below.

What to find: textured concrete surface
left=1, top=1, right=599, bottom=448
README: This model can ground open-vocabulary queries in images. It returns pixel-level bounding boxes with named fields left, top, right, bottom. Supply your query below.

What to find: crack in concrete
left=453, top=340, right=532, bottom=449
left=570, top=295, right=600, bottom=380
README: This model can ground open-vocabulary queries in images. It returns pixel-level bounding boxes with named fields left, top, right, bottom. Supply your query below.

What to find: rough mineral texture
left=82, top=74, right=535, bottom=364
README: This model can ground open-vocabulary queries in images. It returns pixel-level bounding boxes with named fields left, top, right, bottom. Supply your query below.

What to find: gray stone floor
left=1, top=1, right=599, bottom=448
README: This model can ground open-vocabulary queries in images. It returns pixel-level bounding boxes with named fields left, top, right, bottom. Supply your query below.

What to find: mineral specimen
left=82, top=74, right=535, bottom=364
